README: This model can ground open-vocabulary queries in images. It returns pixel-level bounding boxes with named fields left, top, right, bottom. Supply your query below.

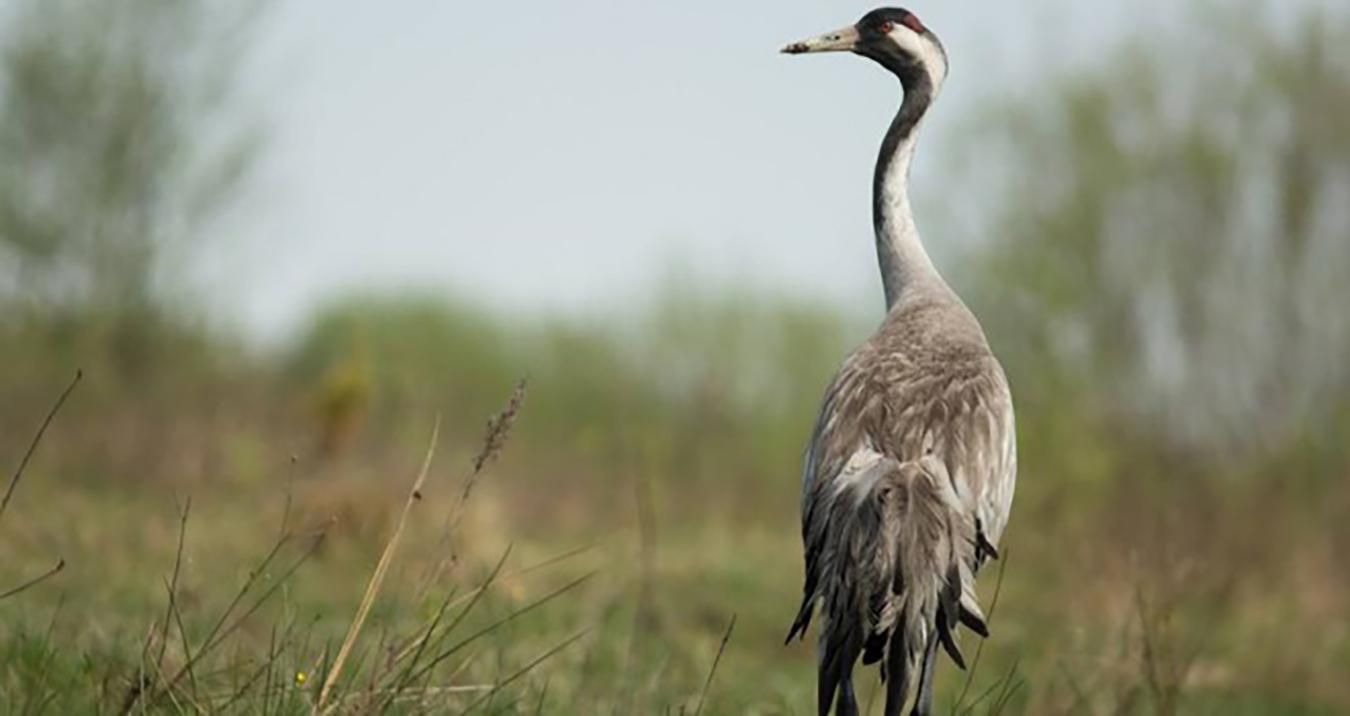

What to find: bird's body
left=790, top=283, right=1016, bottom=715
left=782, top=9, right=1016, bottom=716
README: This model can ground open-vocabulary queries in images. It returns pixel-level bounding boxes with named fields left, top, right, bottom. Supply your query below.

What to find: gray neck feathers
left=872, top=73, right=942, bottom=309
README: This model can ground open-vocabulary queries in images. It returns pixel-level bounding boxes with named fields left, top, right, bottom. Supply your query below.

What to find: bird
left=781, top=8, right=1017, bottom=716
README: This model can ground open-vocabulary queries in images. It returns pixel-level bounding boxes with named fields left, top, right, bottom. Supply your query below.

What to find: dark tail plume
left=882, top=630, right=912, bottom=716
left=818, top=632, right=861, bottom=716
left=787, top=593, right=814, bottom=644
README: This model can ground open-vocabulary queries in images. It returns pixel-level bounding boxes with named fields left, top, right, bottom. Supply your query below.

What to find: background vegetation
left=2, top=1, right=1347, bottom=713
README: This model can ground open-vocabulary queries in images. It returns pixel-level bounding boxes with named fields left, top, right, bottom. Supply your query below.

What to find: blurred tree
left=954, top=3, right=1350, bottom=461
left=0, top=0, right=263, bottom=314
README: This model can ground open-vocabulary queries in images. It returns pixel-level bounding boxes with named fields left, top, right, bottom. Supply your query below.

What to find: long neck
left=872, top=75, right=942, bottom=308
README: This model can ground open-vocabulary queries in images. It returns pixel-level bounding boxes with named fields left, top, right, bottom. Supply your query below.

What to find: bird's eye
left=879, top=21, right=895, bottom=33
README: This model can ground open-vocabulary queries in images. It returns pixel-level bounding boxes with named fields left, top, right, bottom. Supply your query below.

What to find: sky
left=208, top=0, right=1262, bottom=341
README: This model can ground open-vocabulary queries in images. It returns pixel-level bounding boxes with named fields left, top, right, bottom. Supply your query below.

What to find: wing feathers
left=789, top=302, right=1015, bottom=714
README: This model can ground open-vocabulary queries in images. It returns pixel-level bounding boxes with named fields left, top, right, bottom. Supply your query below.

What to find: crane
left=782, top=9, right=1017, bottom=716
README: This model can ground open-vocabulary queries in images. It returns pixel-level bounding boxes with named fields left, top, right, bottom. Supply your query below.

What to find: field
left=3, top=1, right=1349, bottom=712
left=2, top=296, right=1347, bottom=714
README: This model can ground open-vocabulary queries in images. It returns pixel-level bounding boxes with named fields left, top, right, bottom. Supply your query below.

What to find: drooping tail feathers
left=794, top=455, right=988, bottom=715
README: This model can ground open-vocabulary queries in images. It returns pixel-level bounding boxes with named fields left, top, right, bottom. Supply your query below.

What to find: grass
left=1, top=298, right=1348, bottom=714
left=4, top=2, right=1350, bottom=709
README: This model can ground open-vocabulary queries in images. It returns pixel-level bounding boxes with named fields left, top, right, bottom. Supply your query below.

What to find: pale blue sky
left=207, top=0, right=1314, bottom=340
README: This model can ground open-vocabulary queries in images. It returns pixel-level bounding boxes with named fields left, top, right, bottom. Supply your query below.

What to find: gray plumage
left=782, top=8, right=1016, bottom=716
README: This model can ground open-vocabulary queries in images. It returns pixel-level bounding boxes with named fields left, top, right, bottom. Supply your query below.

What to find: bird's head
left=782, top=8, right=947, bottom=91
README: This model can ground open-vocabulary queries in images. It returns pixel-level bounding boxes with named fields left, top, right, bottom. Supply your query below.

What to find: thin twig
left=1, top=369, right=81, bottom=525
left=619, top=464, right=658, bottom=713
left=214, top=616, right=302, bottom=713
left=165, top=576, right=201, bottom=704
left=1134, top=585, right=1168, bottom=712
left=533, top=678, right=550, bottom=715
left=198, top=532, right=326, bottom=659
left=460, top=630, right=590, bottom=713
left=988, top=662, right=1024, bottom=715
left=0, top=559, right=65, bottom=601
left=408, top=548, right=515, bottom=668
left=145, top=653, right=189, bottom=714
left=154, top=497, right=192, bottom=677
left=427, top=542, right=594, bottom=620
left=964, top=679, right=1005, bottom=715
left=402, top=571, right=597, bottom=689
left=372, top=584, right=461, bottom=714
left=954, top=549, right=1012, bottom=714
left=378, top=545, right=546, bottom=710
left=324, top=683, right=496, bottom=708
left=42, top=591, right=66, bottom=644
left=316, top=417, right=441, bottom=711
left=387, top=551, right=513, bottom=704
left=280, top=454, right=298, bottom=540
left=692, top=614, right=736, bottom=716
left=969, top=658, right=1021, bottom=716
left=395, top=540, right=592, bottom=676
left=127, top=528, right=326, bottom=714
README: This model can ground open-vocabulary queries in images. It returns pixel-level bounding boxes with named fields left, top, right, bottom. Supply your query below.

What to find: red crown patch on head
left=902, top=13, right=926, bottom=33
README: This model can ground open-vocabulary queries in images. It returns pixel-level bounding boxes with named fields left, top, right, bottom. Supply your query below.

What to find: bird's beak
left=781, top=25, right=860, bottom=55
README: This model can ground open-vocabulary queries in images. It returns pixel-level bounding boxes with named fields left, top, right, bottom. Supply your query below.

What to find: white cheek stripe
left=888, top=28, right=947, bottom=89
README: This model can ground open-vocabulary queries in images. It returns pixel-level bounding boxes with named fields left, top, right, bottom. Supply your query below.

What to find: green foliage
left=286, top=286, right=858, bottom=514
left=954, top=3, right=1350, bottom=460
left=0, top=0, right=262, bottom=312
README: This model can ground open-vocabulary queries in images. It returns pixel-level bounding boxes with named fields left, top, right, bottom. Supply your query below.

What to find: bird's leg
left=817, top=650, right=838, bottom=716
left=836, top=670, right=860, bottom=716
left=819, top=639, right=862, bottom=716
left=910, top=627, right=940, bottom=716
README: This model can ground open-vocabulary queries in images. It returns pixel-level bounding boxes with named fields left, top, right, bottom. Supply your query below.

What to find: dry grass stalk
left=617, top=465, right=658, bottom=713
left=151, top=498, right=191, bottom=684
left=692, top=613, right=736, bottom=716
left=533, top=677, right=550, bottom=715
left=385, top=545, right=514, bottom=691
left=0, top=370, right=79, bottom=609
left=370, top=546, right=593, bottom=713
left=0, top=558, right=65, bottom=601
left=122, top=519, right=327, bottom=714
left=398, top=570, right=597, bottom=690
left=459, top=629, right=590, bottom=713
left=471, top=379, right=527, bottom=476
left=0, top=370, right=80, bottom=604
left=962, top=659, right=1023, bottom=715
left=315, top=416, right=442, bottom=712
left=418, top=379, right=530, bottom=598
left=953, top=549, right=1012, bottom=714
left=1, top=368, right=81, bottom=525
left=416, top=542, right=592, bottom=630
left=214, top=616, right=305, bottom=712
